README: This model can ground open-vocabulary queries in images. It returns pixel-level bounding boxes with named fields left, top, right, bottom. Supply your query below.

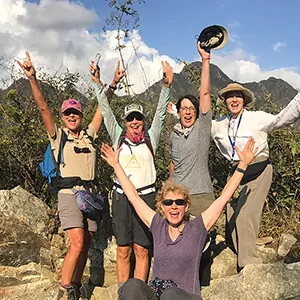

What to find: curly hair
left=155, top=181, right=191, bottom=217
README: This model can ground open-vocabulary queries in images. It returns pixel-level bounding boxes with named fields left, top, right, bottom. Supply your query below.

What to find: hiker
left=18, top=52, right=103, bottom=300
left=211, top=80, right=300, bottom=271
left=168, top=42, right=214, bottom=286
left=90, top=60, right=173, bottom=286
left=191, top=51, right=300, bottom=271
left=100, top=137, right=257, bottom=300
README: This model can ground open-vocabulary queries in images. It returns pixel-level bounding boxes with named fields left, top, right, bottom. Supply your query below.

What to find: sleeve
left=262, top=93, right=300, bottom=132
left=199, top=109, right=212, bottom=133
left=150, top=213, right=163, bottom=235
left=94, top=83, right=122, bottom=147
left=48, top=124, right=61, bottom=150
left=148, top=86, right=171, bottom=152
left=86, top=123, right=98, bottom=141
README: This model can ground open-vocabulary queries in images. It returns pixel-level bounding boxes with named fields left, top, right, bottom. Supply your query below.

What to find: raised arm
left=17, top=52, right=55, bottom=137
left=148, top=61, right=173, bottom=151
left=263, top=92, right=300, bottom=132
left=201, top=138, right=258, bottom=230
left=197, top=42, right=211, bottom=114
left=92, top=60, right=125, bottom=145
left=88, top=60, right=103, bottom=134
left=101, top=144, right=156, bottom=227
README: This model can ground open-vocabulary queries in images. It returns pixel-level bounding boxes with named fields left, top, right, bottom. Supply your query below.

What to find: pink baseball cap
left=61, top=99, right=82, bottom=113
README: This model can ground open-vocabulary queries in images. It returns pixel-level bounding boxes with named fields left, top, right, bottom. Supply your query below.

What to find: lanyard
left=228, top=111, right=243, bottom=160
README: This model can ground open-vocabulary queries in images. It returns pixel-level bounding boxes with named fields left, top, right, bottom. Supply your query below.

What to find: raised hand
left=89, top=60, right=101, bottom=84
left=161, top=61, right=173, bottom=88
left=235, top=137, right=258, bottom=167
left=111, top=60, right=126, bottom=87
left=100, top=144, right=121, bottom=168
left=16, top=51, right=36, bottom=80
left=197, top=41, right=211, bottom=61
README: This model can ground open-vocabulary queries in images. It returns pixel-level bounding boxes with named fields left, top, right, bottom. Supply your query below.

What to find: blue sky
left=1, top=0, right=300, bottom=93
left=83, top=0, right=300, bottom=70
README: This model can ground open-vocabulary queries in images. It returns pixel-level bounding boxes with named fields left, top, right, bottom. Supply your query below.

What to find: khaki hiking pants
left=226, top=164, right=273, bottom=268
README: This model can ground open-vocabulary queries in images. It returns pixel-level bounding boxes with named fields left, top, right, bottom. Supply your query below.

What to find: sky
left=1, top=0, right=300, bottom=95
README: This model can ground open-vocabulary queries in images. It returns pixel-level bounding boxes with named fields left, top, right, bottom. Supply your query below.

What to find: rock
left=284, top=238, right=300, bottom=264
left=211, top=235, right=237, bottom=280
left=0, top=187, right=50, bottom=266
left=256, top=236, right=273, bottom=246
left=257, top=245, right=278, bottom=263
left=103, top=237, right=118, bottom=286
left=278, top=233, right=297, bottom=257
left=202, top=262, right=300, bottom=300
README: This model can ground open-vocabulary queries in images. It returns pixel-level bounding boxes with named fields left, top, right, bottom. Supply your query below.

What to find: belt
left=113, top=182, right=156, bottom=195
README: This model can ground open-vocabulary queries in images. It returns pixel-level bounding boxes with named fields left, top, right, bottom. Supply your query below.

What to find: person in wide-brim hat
left=217, top=82, right=256, bottom=110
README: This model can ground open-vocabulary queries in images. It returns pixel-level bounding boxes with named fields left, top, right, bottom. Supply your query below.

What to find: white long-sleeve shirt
left=211, top=93, right=300, bottom=161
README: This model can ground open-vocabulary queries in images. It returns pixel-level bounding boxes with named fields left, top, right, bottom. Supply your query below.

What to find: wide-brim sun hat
left=217, top=83, right=256, bottom=110
left=197, top=25, right=228, bottom=51
left=123, top=103, right=145, bottom=119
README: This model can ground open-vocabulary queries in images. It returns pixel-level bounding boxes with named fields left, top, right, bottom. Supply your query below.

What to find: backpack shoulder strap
left=83, top=128, right=97, bottom=149
left=54, top=130, right=68, bottom=176
left=118, top=127, right=127, bottom=149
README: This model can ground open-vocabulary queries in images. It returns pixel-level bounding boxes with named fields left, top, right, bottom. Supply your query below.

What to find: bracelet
left=236, top=167, right=246, bottom=174
left=109, top=84, right=117, bottom=91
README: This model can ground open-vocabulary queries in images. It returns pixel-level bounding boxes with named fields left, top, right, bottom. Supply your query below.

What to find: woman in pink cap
left=18, top=52, right=103, bottom=300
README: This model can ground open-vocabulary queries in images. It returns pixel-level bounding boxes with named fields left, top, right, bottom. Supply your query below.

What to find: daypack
left=39, top=130, right=67, bottom=186
left=117, top=126, right=154, bottom=157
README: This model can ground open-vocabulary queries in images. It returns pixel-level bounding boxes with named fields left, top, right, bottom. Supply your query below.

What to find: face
left=61, top=108, right=82, bottom=133
left=161, top=191, right=188, bottom=226
left=125, top=112, right=144, bottom=136
left=225, top=91, right=244, bottom=116
left=178, top=99, right=197, bottom=128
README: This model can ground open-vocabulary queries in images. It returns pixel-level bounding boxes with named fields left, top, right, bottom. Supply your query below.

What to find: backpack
left=117, top=126, right=154, bottom=157
left=39, top=130, right=67, bottom=186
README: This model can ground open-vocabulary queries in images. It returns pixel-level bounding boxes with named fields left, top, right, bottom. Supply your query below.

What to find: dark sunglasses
left=63, top=109, right=81, bottom=116
left=74, top=146, right=91, bottom=154
left=162, top=199, right=186, bottom=206
left=126, top=113, right=144, bottom=122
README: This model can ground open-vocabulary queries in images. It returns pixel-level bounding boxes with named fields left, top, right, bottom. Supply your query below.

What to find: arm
left=101, top=144, right=156, bottom=227
left=263, top=93, right=300, bottom=132
left=201, top=138, right=258, bottom=230
left=148, top=61, right=173, bottom=151
left=92, top=61, right=125, bottom=145
left=168, top=161, right=174, bottom=181
left=17, top=52, right=55, bottom=137
left=197, top=42, right=211, bottom=114
left=88, top=61, right=103, bottom=134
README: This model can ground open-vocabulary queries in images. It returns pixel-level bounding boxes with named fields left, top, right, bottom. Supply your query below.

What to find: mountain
left=136, top=61, right=298, bottom=111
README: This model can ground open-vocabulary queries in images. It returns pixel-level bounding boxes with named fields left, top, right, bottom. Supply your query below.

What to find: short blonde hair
left=155, top=181, right=191, bottom=217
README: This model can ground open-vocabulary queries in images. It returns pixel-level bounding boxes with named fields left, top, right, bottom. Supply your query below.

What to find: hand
left=235, top=137, right=258, bottom=167
left=89, top=60, right=101, bottom=84
left=167, top=101, right=175, bottom=114
left=197, top=41, right=211, bottom=60
left=161, top=61, right=173, bottom=88
left=100, top=144, right=120, bottom=168
left=111, top=60, right=126, bottom=87
left=16, top=51, right=36, bottom=80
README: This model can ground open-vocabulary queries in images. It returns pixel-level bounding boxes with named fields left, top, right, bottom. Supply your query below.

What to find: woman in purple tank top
left=101, top=138, right=257, bottom=300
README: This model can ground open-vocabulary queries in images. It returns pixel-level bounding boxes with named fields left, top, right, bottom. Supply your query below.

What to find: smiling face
left=178, top=98, right=197, bottom=128
left=161, top=191, right=188, bottom=227
left=61, top=108, right=82, bottom=134
left=225, top=91, right=245, bottom=117
left=125, top=112, right=144, bottom=137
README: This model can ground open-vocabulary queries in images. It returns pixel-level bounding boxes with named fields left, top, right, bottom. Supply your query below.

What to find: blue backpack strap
left=55, top=130, right=68, bottom=177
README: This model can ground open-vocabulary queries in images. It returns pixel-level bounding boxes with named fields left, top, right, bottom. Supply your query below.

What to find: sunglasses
left=162, top=199, right=186, bottom=206
left=74, top=146, right=91, bottom=154
left=126, top=113, right=144, bottom=122
left=63, top=109, right=81, bottom=116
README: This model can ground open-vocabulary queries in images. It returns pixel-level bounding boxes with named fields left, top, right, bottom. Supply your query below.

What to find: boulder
left=202, top=262, right=300, bottom=300
left=0, top=187, right=50, bottom=266
left=278, top=233, right=298, bottom=257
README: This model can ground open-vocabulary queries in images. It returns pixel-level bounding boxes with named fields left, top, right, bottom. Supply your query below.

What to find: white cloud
left=273, top=42, right=286, bottom=52
left=206, top=48, right=300, bottom=90
left=0, top=0, right=182, bottom=94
